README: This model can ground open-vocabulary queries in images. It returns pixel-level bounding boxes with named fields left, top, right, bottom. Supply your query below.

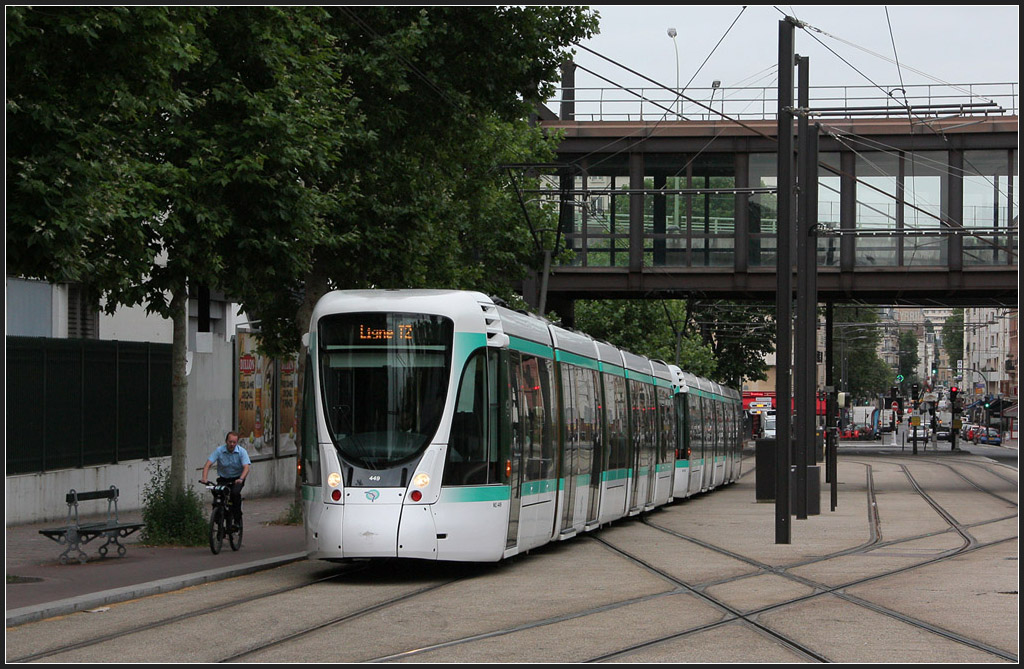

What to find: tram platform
left=6, top=437, right=1017, bottom=631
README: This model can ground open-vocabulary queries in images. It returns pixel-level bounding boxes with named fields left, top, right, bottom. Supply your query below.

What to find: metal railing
left=545, top=82, right=1019, bottom=122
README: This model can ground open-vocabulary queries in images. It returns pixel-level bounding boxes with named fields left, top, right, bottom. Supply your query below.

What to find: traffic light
left=949, top=386, right=958, bottom=403
left=911, top=383, right=920, bottom=401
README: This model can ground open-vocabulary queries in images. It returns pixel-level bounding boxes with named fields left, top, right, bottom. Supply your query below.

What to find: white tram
left=299, top=290, right=743, bottom=562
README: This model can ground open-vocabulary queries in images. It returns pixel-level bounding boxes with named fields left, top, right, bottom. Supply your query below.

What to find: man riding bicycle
left=201, top=431, right=251, bottom=524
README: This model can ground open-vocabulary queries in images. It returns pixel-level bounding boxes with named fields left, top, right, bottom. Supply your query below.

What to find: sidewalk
left=6, top=493, right=305, bottom=627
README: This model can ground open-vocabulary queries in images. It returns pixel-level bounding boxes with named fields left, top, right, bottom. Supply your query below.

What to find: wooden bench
left=38, top=486, right=145, bottom=564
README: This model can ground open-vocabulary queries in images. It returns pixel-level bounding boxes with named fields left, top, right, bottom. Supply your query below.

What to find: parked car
left=978, top=427, right=1002, bottom=445
left=840, top=424, right=873, bottom=440
left=935, top=426, right=953, bottom=442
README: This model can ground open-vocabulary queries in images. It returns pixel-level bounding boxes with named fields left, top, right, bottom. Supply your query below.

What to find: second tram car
left=300, top=290, right=743, bottom=562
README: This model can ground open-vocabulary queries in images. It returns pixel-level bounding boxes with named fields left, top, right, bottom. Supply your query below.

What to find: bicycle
left=201, top=481, right=243, bottom=554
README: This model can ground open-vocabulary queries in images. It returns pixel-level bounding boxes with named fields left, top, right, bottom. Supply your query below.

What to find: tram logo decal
left=365, top=490, right=380, bottom=502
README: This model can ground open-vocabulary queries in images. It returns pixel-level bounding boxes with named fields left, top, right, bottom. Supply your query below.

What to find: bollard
left=756, top=438, right=776, bottom=501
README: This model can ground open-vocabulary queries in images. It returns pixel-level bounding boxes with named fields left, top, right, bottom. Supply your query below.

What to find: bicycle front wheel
left=209, top=506, right=224, bottom=554
left=229, top=516, right=243, bottom=551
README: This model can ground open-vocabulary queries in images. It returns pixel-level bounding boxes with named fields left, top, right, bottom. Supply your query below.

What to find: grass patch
left=272, top=500, right=304, bottom=526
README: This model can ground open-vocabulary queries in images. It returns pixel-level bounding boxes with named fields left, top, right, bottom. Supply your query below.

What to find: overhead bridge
left=520, top=83, right=1018, bottom=313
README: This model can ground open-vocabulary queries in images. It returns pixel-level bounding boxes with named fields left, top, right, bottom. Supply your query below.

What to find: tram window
left=657, top=387, right=674, bottom=464
left=575, top=367, right=600, bottom=479
left=509, top=350, right=524, bottom=478
left=318, top=312, right=452, bottom=469
left=689, top=395, right=703, bottom=459
left=604, top=373, right=629, bottom=470
left=675, top=393, right=689, bottom=460
left=444, top=350, right=498, bottom=486
left=520, top=354, right=556, bottom=482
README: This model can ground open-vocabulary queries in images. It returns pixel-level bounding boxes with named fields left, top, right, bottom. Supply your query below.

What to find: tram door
left=581, top=368, right=602, bottom=526
left=559, top=363, right=578, bottom=533
left=505, top=351, right=523, bottom=550
left=702, top=397, right=713, bottom=491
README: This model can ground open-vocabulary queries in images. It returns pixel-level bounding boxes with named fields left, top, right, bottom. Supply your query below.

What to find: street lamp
left=711, top=79, right=721, bottom=120
left=667, top=28, right=679, bottom=118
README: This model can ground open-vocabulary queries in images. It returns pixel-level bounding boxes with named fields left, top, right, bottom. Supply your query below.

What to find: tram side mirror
left=302, top=332, right=310, bottom=349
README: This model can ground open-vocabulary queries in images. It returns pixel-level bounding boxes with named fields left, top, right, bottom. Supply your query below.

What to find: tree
left=897, top=329, right=921, bottom=393
left=245, top=7, right=600, bottom=357
left=685, top=300, right=775, bottom=388
left=8, top=7, right=359, bottom=493
left=574, top=298, right=778, bottom=388
left=574, top=300, right=717, bottom=377
left=8, top=6, right=599, bottom=501
left=942, top=308, right=965, bottom=370
left=833, top=306, right=891, bottom=401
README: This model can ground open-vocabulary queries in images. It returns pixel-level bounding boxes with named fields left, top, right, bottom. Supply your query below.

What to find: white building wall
left=6, top=285, right=296, bottom=524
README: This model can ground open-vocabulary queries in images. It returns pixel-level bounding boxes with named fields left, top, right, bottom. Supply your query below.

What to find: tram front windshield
left=319, top=312, right=453, bottom=470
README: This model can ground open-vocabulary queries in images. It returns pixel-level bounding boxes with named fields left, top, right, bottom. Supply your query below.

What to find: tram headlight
left=412, top=472, right=430, bottom=488
left=327, top=472, right=342, bottom=488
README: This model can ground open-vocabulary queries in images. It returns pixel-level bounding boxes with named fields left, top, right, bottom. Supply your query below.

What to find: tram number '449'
left=369, top=475, right=381, bottom=481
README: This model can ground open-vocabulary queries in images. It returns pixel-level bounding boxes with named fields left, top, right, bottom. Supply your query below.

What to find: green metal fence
left=6, top=337, right=172, bottom=474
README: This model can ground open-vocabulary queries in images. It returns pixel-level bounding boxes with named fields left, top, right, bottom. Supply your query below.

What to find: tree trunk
left=170, top=287, right=189, bottom=494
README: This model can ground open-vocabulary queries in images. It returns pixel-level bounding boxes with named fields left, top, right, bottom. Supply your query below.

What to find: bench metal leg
left=97, top=532, right=128, bottom=558
left=56, top=529, right=90, bottom=565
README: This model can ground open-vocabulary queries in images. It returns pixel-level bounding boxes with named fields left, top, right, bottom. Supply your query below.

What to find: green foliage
left=6, top=6, right=600, bottom=494
left=833, top=306, right=892, bottom=401
left=686, top=300, right=775, bottom=387
left=942, top=308, right=964, bottom=368
left=574, top=300, right=717, bottom=378
left=140, top=461, right=208, bottom=546
left=250, top=6, right=599, bottom=356
left=274, top=501, right=304, bottom=526
left=573, top=298, right=777, bottom=387
left=898, top=329, right=921, bottom=391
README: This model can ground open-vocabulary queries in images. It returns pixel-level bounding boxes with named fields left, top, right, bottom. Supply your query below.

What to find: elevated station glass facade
left=552, top=147, right=1017, bottom=272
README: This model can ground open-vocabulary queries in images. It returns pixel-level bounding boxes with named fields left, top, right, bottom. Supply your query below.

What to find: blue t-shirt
left=208, top=444, right=251, bottom=479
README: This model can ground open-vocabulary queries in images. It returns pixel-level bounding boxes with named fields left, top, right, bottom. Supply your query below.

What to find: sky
left=565, top=5, right=1019, bottom=116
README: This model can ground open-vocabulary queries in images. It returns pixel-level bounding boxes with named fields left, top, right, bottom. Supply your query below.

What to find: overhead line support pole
left=776, top=17, right=796, bottom=544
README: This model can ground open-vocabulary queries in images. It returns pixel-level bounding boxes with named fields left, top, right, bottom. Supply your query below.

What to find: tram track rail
left=7, top=455, right=1016, bottom=664
left=6, top=563, right=375, bottom=664
left=222, top=578, right=464, bottom=663
left=627, top=458, right=1018, bottom=662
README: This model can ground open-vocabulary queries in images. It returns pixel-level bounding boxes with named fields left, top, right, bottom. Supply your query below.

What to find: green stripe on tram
left=555, top=349, right=601, bottom=371
left=625, top=369, right=655, bottom=385
left=600, top=362, right=626, bottom=378
left=521, top=479, right=557, bottom=496
left=602, top=468, right=629, bottom=483
left=439, top=485, right=511, bottom=503
left=509, top=336, right=554, bottom=359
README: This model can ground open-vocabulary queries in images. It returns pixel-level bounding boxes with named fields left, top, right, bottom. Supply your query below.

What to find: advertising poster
left=236, top=331, right=274, bottom=457
left=277, top=354, right=299, bottom=456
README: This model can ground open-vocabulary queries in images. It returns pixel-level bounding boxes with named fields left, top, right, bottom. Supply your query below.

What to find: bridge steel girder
left=538, top=267, right=1018, bottom=308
